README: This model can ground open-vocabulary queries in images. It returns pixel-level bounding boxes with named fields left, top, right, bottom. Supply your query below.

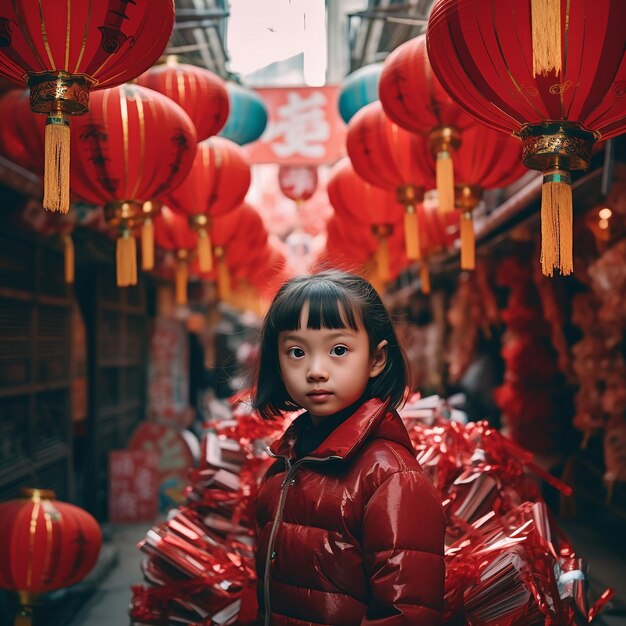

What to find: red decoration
left=379, top=34, right=473, bottom=213
left=70, top=84, right=197, bottom=287
left=167, top=137, right=251, bottom=275
left=346, top=101, right=434, bottom=262
left=453, top=125, right=527, bottom=269
left=278, top=164, right=318, bottom=204
left=0, top=0, right=175, bottom=213
left=427, top=0, right=626, bottom=276
left=0, top=89, right=43, bottom=172
left=0, top=488, right=101, bottom=623
left=136, top=58, right=229, bottom=142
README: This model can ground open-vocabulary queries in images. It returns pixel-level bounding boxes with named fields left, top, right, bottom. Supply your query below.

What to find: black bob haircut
left=253, top=270, right=409, bottom=420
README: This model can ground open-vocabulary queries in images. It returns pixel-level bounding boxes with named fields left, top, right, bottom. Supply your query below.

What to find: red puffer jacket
left=256, top=398, right=445, bottom=626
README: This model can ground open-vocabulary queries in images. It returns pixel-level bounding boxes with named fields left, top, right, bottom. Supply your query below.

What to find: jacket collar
left=269, top=398, right=414, bottom=462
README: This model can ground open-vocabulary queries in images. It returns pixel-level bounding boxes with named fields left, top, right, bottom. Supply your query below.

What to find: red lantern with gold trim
left=70, top=84, right=197, bottom=287
left=0, top=0, right=175, bottom=213
left=0, top=488, right=102, bottom=625
left=278, top=164, right=318, bottom=206
left=166, top=137, right=251, bottom=276
left=346, top=101, right=435, bottom=262
left=427, top=0, right=626, bottom=275
left=136, top=57, right=229, bottom=142
left=379, top=34, right=473, bottom=214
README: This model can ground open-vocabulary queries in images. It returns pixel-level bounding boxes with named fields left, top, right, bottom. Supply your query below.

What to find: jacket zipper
left=263, top=454, right=342, bottom=626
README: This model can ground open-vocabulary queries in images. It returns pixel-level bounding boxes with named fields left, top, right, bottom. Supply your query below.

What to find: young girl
left=253, top=270, right=445, bottom=626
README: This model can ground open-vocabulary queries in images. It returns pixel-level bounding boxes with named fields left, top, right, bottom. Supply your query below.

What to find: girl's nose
left=306, top=358, right=329, bottom=382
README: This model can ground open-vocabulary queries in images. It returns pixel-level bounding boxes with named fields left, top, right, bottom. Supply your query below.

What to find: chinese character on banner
left=109, top=450, right=159, bottom=523
left=246, top=86, right=346, bottom=165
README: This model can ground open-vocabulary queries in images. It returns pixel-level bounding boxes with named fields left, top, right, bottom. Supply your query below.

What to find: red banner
left=246, top=86, right=346, bottom=165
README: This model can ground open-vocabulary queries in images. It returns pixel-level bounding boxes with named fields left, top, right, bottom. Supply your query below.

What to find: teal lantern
left=219, top=82, right=268, bottom=146
left=338, top=63, right=383, bottom=124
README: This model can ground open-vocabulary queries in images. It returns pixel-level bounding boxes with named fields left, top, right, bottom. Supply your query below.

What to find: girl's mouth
left=307, top=390, right=333, bottom=401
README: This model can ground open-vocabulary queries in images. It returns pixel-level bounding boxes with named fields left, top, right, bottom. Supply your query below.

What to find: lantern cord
left=217, top=255, right=231, bottom=302
left=531, top=0, right=562, bottom=77
left=460, top=211, right=476, bottom=271
left=116, top=232, right=138, bottom=287
left=375, top=236, right=390, bottom=285
left=176, top=260, right=188, bottom=305
left=43, top=113, right=70, bottom=213
left=541, top=168, right=573, bottom=276
left=63, top=234, right=75, bottom=284
left=141, top=217, right=154, bottom=271
left=419, top=261, right=431, bottom=295
left=403, top=206, right=421, bottom=261
left=436, top=150, right=455, bottom=214
left=197, top=227, right=213, bottom=273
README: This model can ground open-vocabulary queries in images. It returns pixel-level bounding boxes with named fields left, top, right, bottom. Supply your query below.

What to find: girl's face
left=278, top=302, right=387, bottom=425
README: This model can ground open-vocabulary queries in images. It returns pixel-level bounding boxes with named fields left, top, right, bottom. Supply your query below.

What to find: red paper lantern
left=453, top=125, right=527, bottom=270
left=0, top=488, right=101, bottom=624
left=346, top=101, right=434, bottom=261
left=278, top=164, right=318, bottom=204
left=0, top=89, right=43, bottom=172
left=136, top=58, right=230, bottom=142
left=379, top=34, right=473, bottom=214
left=0, top=0, right=174, bottom=213
left=70, top=84, right=197, bottom=287
left=427, top=0, right=626, bottom=276
left=166, top=137, right=251, bottom=275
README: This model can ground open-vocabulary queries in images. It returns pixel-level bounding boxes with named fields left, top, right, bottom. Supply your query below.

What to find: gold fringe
left=436, top=150, right=455, bottom=214
left=541, top=169, right=573, bottom=276
left=14, top=610, right=33, bottom=626
left=197, top=227, right=213, bottom=273
left=420, top=262, right=431, bottom=294
left=175, top=260, right=188, bottom=305
left=531, top=0, right=562, bottom=77
left=375, top=236, right=390, bottom=284
left=43, top=114, right=71, bottom=213
left=116, top=232, right=137, bottom=287
left=460, top=212, right=475, bottom=270
left=403, top=207, right=421, bottom=261
left=63, top=234, right=74, bottom=284
left=141, top=217, right=154, bottom=271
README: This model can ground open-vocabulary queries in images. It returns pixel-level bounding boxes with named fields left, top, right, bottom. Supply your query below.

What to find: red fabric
left=70, top=84, right=197, bottom=206
left=0, top=1, right=173, bottom=89
left=426, top=0, right=626, bottom=139
left=346, top=101, right=435, bottom=192
left=136, top=62, right=229, bottom=142
left=0, top=89, right=43, bottom=172
left=379, top=34, right=473, bottom=136
left=256, top=399, right=446, bottom=625
left=154, top=206, right=197, bottom=253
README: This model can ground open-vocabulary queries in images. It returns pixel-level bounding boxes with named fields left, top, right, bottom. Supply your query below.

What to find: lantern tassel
left=419, top=261, right=431, bottom=294
left=217, top=254, right=231, bottom=302
left=141, top=217, right=154, bottom=271
left=63, top=234, right=74, bottom=284
left=175, top=260, right=188, bottom=305
left=43, top=113, right=70, bottom=213
left=460, top=212, right=476, bottom=270
left=436, top=150, right=455, bottom=214
left=375, top=236, right=390, bottom=284
left=116, top=231, right=137, bottom=287
left=197, top=227, right=213, bottom=273
left=404, top=206, right=421, bottom=261
left=541, top=168, right=573, bottom=277
left=531, top=0, right=562, bottom=77
left=14, top=608, right=33, bottom=626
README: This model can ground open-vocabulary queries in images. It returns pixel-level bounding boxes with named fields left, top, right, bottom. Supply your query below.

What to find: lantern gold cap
left=19, top=488, right=55, bottom=501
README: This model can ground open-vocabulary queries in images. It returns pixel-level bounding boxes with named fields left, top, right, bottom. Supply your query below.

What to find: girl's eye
left=287, top=347, right=305, bottom=359
left=330, top=345, right=349, bottom=357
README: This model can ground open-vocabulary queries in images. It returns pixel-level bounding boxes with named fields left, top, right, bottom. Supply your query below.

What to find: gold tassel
left=541, top=168, right=573, bottom=277
left=375, top=236, right=390, bottom=284
left=175, top=260, right=188, bottom=306
left=403, top=206, right=421, bottom=261
left=14, top=609, right=33, bottom=626
left=531, top=0, right=562, bottom=77
left=460, top=211, right=475, bottom=270
left=420, top=262, right=431, bottom=294
left=63, top=234, right=74, bottom=284
left=141, top=217, right=154, bottom=271
left=197, top=227, right=213, bottom=273
left=116, top=231, right=137, bottom=287
left=215, top=248, right=231, bottom=302
left=436, top=150, right=455, bottom=214
left=43, top=113, right=71, bottom=213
